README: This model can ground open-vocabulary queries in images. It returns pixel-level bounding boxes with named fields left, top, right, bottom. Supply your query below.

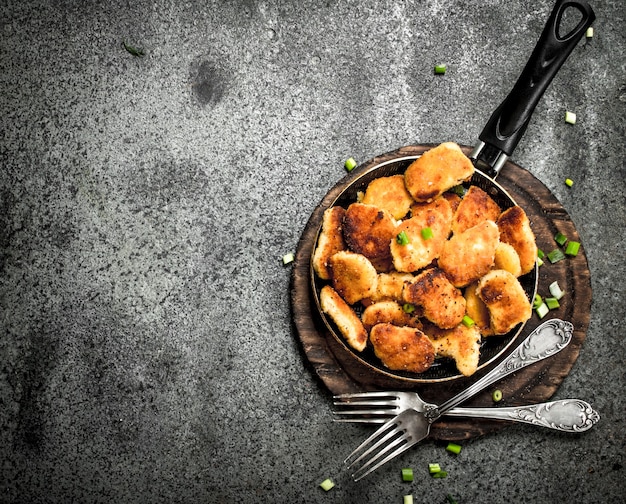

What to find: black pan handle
left=472, top=0, right=595, bottom=176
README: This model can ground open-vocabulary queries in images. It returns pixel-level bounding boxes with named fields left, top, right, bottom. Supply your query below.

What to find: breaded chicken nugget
left=390, top=208, right=450, bottom=273
left=369, top=271, right=415, bottom=302
left=320, top=285, right=368, bottom=352
left=494, top=241, right=522, bottom=277
left=370, top=323, right=435, bottom=373
left=404, top=142, right=475, bottom=202
left=410, top=195, right=454, bottom=226
left=362, top=174, right=414, bottom=220
left=343, top=203, right=396, bottom=271
left=451, top=185, right=502, bottom=235
left=464, top=282, right=494, bottom=336
left=329, top=251, right=378, bottom=304
left=438, top=220, right=500, bottom=287
left=497, top=206, right=537, bottom=275
left=403, top=268, right=466, bottom=329
left=312, top=206, right=347, bottom=280
left=424, top=322, right=482, bottom=376
left=442, top=191, right=462, bottom=214
left=476, top=269, right=532, bottom=335
left=361, top=301, right=423, bottom=331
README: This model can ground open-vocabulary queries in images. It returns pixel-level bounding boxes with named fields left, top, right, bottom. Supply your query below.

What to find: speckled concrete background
left=1, top=0, right=625, bottom=502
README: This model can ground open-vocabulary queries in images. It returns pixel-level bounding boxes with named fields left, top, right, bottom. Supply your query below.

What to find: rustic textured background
left=1, top=0, right=624, bottom=502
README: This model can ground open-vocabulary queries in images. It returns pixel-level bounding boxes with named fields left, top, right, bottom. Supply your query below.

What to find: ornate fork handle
left=428, top=319, right=574, bottom=420
left=446, top=399, right=600, bottom=432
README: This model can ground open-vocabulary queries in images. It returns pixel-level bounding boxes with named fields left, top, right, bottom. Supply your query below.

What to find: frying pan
left=310, top=0, right=595, bottom=383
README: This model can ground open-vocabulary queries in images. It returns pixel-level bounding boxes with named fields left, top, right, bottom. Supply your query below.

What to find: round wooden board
left=290, top=144, right=592, bottom=441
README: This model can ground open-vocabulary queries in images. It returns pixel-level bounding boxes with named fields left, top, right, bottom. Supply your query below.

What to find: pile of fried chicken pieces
left=313, top=142, right=537, bottom=377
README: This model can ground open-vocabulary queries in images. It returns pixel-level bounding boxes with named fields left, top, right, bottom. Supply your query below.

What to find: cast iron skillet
left=310, top=0, right=595, bottom=383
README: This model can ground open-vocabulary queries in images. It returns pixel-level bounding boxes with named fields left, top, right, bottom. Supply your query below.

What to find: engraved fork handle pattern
left=446, top=399, right=600, bottom=432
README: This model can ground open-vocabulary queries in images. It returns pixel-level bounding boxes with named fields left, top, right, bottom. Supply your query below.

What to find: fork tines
left=333, top=392, right=399, bottom=423
left=343, top=410, right=419, bottom=481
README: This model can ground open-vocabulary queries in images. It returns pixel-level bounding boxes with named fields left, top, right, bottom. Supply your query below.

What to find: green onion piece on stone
left=319, top=478, right=335, bottom=491
left=401, top=468, right=414, bottom=482
left=344, top=157, right=357, bottom=172
left=446, top=442, right=462, bottom=455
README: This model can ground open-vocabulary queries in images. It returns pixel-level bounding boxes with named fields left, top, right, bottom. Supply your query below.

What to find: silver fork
left=344, top=318, right=574, bottom=481
left=334, top=392, right=599, bottom=431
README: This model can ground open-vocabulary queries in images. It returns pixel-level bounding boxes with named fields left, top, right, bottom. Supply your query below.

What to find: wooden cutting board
left=290, top=144, right=592, bottom=441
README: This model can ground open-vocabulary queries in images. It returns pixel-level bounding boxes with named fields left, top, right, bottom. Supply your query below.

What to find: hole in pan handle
left=471, top=0, right=595, bottom=177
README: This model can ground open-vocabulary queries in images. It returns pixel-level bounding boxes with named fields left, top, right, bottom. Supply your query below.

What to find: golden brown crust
left=368, top=271, right=415, bottom=302
left=476, top=269, right=532, bottom=335
left=361, top=174, right=414, bottom=220
left=312, top=206, right=347, bottom=280
left=497, top=206, right=538, bottom=275
left=451, top=185, right=502, bottom=235
left=390, top=207, right=451, bottom=273
left=320, top=285, right=368, bottom=351
left=464, top=282, right=494, bottom=336
left=494, top=241, right=523, bottom=277
left=369, top=323, right=435, bottom=373
left=424, top=322, right=482, bottom=376
left=404, top=142, right=474, bottom=202
left=329, top=251, right=378, bottom=304
left=343, top=203, right=396, bottom=271
left=403, top=268, right=466, bottom=329
left=361, top=301, right=423, bottom=332
left=438, top=220, right=500, bottom=287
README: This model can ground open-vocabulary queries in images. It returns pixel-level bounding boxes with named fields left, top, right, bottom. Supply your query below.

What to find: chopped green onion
left=319, top=478, right=335, bottom=491
left=535, top=302, right=550, bottom=319
left=533, top=294, right=543, bottom=309
left=123, top=41, right=145, bottom=57
left=404, top=496, right=414, bottom=504
left=549, top=281, right=565, bottom=300
left=403, top=303, right=416, bottom=314
left=432, top=471, right=448, bottom=479
left=565, top=111, right=577, bottom=124
left=547, top=248, right=566, bottom=263
left=565, top=178, right=574, bottom=187
left=537, top=249, right=545, bottom=259
left=492, top=389, right=503, bottom=402
left=434, top=64, right=447, bottom=75
left=537, top=257, right=544, bottom=267
left=396, top=230, right=410, bottom=245
left=344, top=157, right=357, bottom=172
left=565, top=241, right=580, bottom=256
left=586, top=26, right=594, bottom=38
left=450, top=185, right=467, bottom=197
left=461, top=315, right=475, bottom=328
left=429, top=463, right=442, bottom=474
left=401, top=468, right=414, bottom=482
left=546, top=297, right=560, bottom=310
left=446, top=442, right=462, bottom=455
left=282, top=252, right=295, bottom=265
left=447, top=495, right=459, bottom=504
left=554, top=232, right=568, bottom=246
left=421, top=227, right=434, bottom=240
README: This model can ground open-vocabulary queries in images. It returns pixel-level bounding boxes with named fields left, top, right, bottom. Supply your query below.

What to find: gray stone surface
left=1, top=0, right=624, bottom=502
